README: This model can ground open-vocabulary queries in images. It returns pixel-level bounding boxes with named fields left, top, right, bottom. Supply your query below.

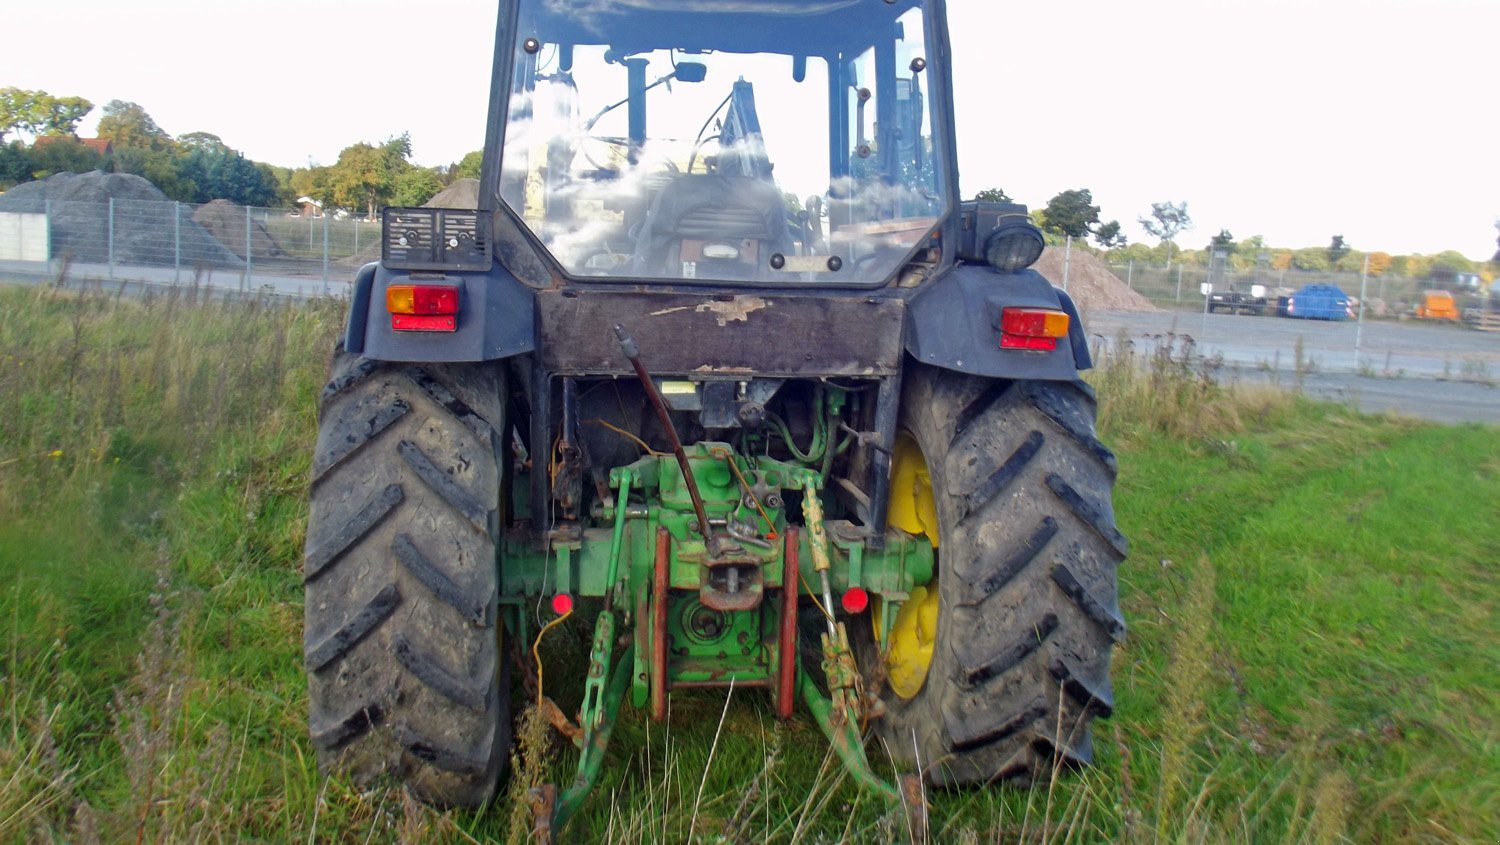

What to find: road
left=1085, top=309, right=1500, bottom=424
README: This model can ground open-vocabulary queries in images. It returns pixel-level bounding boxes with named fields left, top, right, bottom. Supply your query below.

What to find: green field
left=0, top=284, right=1495, bottom=843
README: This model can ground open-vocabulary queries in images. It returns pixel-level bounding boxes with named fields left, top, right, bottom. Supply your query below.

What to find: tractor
left=302, top=0, right=1125, bottom=839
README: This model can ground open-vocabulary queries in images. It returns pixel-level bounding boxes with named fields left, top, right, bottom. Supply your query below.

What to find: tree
left=1094, top=220, right=1127, bottom=248
left=1041, top=188, right=1100, bottom=238
left=974, top=187, right=1012, bottom=203
left=1327, top=235, right=1350, bottom=267
left=0, top=141, right=32, bottom=187
left=29, top=138, right=103, bottom=178
left=393, top=166, right=444, bottom=208
left=1365, top=251, right=1392, bottom=275
left=1291, top=247, right=1330, bottom=272
left=0, top=88, right=93, bottom=140
left=97, top=100, right=173, bottom=151
left=327, top=142, right=397, bottom=218
left=178, top=131, right=228, bottom=151
left=1139, top=201, right=1192, bottom=269
left=1209, top=228, right=1236, bottom=254
left=453, top=150, right=483, bottom=181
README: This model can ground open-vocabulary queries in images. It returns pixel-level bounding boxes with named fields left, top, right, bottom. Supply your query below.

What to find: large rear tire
left=303, top=348, right=509, bottom=806
left=870, top=366, right=1126, bottom=786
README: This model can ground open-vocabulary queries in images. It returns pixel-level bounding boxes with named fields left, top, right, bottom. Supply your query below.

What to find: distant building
left=32, top=136, right=115, bottom=156
left=296, top=196, right=324, bottom=218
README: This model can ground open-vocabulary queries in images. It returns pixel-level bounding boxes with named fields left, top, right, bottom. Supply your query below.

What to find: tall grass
left=0, top=281, right=1496, bottom=843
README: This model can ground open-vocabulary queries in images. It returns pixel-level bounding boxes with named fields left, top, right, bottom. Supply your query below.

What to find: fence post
left=174, top=202, right=182, bottom=283
left=1062, top=235, right=1072, bottom=292
left=1126, top=260, right=1133, bottom=289
left=322, top=213, right=330, bottom=293
left=245, top=204, right=254, bottom=290
left=44, top=199, right=52, bottom=266
left=108, top=198, right=115, bottom=279
left=1175, top=265, right=1183, bottom=302
left=1355, top=253, right=1369, bottom=361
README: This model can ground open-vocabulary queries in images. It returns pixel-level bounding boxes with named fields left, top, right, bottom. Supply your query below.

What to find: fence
left=1108, top=259, right=1492, bottom=319
left=0, top=197, right=384, bottom=295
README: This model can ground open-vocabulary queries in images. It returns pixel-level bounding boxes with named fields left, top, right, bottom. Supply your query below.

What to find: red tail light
left=387, top=284, right=459, bottom=332
left=999, top=307, right=1069, bottom=351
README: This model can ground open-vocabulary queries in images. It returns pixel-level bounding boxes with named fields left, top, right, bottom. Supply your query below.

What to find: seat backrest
left=630, top=175, right=792, bottom=279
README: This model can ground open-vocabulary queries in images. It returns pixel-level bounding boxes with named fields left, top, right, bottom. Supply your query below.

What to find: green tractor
left=303, top=0, right=1125, bottom=838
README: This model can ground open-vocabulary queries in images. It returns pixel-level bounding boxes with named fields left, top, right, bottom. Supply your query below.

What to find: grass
left=0, top=281, right=1496, bottom=843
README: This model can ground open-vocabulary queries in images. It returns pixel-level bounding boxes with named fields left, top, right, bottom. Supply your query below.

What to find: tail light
left=999, top=307, right=1069, bottom=351
left=387, top=284, right=459, bottom=332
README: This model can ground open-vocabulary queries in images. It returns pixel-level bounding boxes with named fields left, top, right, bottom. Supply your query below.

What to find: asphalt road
left=1085, top=308, right=1500, bottom=424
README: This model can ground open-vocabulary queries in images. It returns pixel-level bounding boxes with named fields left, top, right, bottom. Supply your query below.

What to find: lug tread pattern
left=1044, top=473, right=1130, bottom=557
left=393, top=533, right=493, bottom=627
left=1050, top=562, right=1127, bottom=643
left=958, top=613, right=1058, bottom=687
left=310, top=703, right=386, bottom=751
left=394, top=634, right=493, bottom=712
left=399, top=439, right=491, bottom=533
left=303, top=484, right=404, bottom=582
left=305, top=583, right=402, bottom=671
left=1022, top=381, right=1118, bottom=478
left=960, top=430, right=1043, bottom=519
left=1048, top=655, right=1115, bottom=717
left=958, top=517, right=1058, bottom=606
left=311, top=400, right=411, bottom=486
left=394, top=724, right=491, bottom=777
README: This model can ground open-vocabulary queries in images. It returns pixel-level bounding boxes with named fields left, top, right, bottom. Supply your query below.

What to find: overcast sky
left=3, top=0, right=1494, bottom=257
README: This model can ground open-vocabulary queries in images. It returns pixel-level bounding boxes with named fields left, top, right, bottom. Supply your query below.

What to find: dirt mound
left=341, top=179, right=481, bottom=267
left=0, top=171, right=243, bottom=268
left=1033, top=246, right=1157, bottom=312
left=192, top=199, right=286, bottom=259
left=426, top=179, right=480, bottom=210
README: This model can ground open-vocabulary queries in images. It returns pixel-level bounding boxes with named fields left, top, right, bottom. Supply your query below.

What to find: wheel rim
left=879, top=432, right=940, bottom=699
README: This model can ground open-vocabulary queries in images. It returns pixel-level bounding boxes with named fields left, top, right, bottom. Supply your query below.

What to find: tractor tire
left=303, top=347, right=509, bottom=806
left=869, top=366, right=1126, bottom=786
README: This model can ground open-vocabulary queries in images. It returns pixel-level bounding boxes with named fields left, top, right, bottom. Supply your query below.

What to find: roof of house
left=32, top=136, right=114, bottom=155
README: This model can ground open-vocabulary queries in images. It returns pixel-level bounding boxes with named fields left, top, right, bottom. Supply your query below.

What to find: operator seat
left=629, top=175, right=794, bottom=280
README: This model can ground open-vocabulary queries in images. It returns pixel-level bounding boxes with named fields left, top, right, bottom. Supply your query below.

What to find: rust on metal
left=899, top=774, right=930, bottom=845
left=527, top=783, right=558, bottom=845
left=651, top=526, right=670, bottom=721
left=777, top=527, right=800, bottom=719
left=538, top=696, right=582, bottom=743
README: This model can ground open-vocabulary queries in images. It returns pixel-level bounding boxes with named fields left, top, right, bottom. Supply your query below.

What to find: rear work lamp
left=999, top=307, right=1069, bottom=351
left=387, top=284, right=460, bottom=332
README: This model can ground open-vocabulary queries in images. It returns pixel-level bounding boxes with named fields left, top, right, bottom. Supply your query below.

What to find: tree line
left=0, top=88, right=473, bottom=214
left=980, top=185, right=1490, bottom=281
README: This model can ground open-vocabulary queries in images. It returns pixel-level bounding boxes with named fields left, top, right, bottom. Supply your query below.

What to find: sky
left=2, top=0, right=1495, bottom=258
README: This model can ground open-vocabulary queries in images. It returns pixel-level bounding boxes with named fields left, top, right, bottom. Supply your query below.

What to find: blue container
left=1284, top=284, right=1351, bottom=321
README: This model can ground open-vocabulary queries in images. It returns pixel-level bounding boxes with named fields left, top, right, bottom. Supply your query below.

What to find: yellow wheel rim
left=880, top=432, right=940, bottom=699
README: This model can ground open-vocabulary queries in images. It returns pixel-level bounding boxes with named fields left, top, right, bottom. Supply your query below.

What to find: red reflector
left=392, top=314, right=457, bottom=332
left=1000, top=334, right=1058, bottom=351
left=551, top=594, right=574, bottom=616
left=841, top=587, right=869, bottom=615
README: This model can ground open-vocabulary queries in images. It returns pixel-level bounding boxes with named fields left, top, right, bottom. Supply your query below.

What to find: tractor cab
left=495, top=0, right=947, bottom=285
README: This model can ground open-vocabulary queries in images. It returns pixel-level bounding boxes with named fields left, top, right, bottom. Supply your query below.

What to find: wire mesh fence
left=0, top=197, right=385, bottom=293
left=1107, top=259, right=1493, bottom=320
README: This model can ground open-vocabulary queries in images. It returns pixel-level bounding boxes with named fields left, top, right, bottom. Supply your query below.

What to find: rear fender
left=344, top=262, right=536, bottom=362
left=905, top=264, right=1091, bottom=380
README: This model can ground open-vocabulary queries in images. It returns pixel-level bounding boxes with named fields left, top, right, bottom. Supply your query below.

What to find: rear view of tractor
left=302, top=1, right=1125, bottom=838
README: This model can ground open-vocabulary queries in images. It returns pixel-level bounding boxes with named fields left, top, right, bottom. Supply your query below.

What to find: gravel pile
left=1034, top=246, right=1157, bottom=312
left=0, top=171, right=243, bottom=268
left=192, top=199, right=287, bottom=259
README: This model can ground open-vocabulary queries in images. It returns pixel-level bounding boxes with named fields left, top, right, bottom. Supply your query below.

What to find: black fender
left=905, top=263, right=1092, bottom=380
left=344, top=262, right=537, bottom=362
